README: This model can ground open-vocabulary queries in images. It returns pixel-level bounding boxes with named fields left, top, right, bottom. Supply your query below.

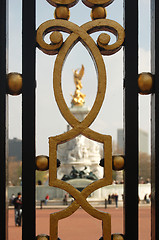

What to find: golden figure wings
left=73, top=64, right=84, bottom=90
left=71, top=65, right=86, bottom=106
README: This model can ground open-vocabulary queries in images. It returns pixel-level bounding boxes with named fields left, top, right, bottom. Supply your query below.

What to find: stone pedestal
left=57, top=104, right=103, bottom=180
left=70, top=105, right=90, bottom=121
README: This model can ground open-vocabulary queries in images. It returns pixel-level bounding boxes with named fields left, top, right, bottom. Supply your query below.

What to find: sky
left=8, top=0, right=151, bottom=155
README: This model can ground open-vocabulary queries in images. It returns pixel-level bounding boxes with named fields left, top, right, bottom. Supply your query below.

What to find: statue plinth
left=57, top=104, right=103, bottom=181
left=70, top=105, right=90, bottom=121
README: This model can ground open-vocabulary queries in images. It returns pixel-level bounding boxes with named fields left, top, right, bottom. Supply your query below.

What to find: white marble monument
left=57, top=65, right=103, bottom=181
left=57, top=105, right=103, bottom=180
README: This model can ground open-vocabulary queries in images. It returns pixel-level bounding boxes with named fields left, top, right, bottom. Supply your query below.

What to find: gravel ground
left=8, top=207, right=151, bottom=240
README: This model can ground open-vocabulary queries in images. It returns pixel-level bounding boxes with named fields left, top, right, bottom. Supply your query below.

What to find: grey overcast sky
left=8, top=0, right=151, bottom=155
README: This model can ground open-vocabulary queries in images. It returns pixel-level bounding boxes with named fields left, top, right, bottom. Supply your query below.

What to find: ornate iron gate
left=0, top=0, right=158, bottom=239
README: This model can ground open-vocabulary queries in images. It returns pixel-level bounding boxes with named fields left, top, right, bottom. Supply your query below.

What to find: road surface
left=8, top=207, right=150, bottom=240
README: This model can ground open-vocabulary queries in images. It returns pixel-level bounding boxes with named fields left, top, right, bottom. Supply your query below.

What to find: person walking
left=63, top=193, right=68, bottom=205
left=40, top=194, right=50, bottom=209
left=45, top=194, right=49, bottom=205
left=114, top=193, right=119, bottom=208
left=13, top=192, right=22, bottom=226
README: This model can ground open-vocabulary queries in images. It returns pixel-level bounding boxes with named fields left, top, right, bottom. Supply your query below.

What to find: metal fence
left=0, top=0, right=159, bottom=239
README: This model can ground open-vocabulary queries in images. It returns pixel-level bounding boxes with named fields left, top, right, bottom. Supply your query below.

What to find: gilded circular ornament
left=36, top=155, right=49, bottom=171
left=46, top=0, right=79, bottom=8
left=50, top=31, right=63, bottom=45
left=111, top=234, right=124, bottom=240
left=82, top=0, right=114, bottom=8
left=91, top=6, right=106, bottom=20
left=54, top=6, right=70, bottom=20
left=112, top=156, right=124, bottom=171
left=97, top=33, right=110, bottom=46
left=7, top=72, right=22, bottom=95
left=36, top=234, right=49, bottom=240
left=138, top=72, right=153, bottom=95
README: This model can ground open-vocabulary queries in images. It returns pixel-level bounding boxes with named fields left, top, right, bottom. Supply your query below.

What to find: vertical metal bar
left=124, top=0, right=138, bottom=239
left=22, top=1, right=36, bottom=239
left=151, top=0, right=159, bottom=239
left=0, top=0, right=8, bottom=239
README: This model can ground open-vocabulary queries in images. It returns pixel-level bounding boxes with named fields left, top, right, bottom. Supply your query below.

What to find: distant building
left=117, top=129, right=149, bottom=154
left=8, top=138, right=22, bottom=161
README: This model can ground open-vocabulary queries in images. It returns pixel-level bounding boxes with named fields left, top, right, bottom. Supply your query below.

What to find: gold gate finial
left=71, top=64, right=86, bottom=106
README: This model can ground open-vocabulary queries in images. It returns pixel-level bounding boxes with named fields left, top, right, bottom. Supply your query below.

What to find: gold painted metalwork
left=138, top=72, right=153, bottom=95
left=111, top=234, right=124, bottom=240
left=36, top=1, right=124, bottom=239
left=36, top=234, right=49, bottom=240
left=7, top=72, right=22, bottom=95
left=71, top=64, right=86, bottom=106
left=50, top=31, right=63, bottom=46
left=112, top=155, right=124, bottom=171
left=97, top=33, right=111, bottom=48
left=91, top=6, right=107, bottom=20
left=54, top=6, right=70, bottom=20
left=36, top=19, right=124, bottom=56
left=46, top=0, right=79, bottom=8
left=82, top=0, right=114, bottom=8
left=36, top=155, right=49, bottom=171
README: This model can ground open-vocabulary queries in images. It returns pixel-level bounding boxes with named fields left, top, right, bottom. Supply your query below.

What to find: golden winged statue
left=71, top=65, right=86, bottom=106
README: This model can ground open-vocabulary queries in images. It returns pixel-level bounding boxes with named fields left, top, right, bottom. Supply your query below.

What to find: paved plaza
left=8, top=207, right=150, bottom=240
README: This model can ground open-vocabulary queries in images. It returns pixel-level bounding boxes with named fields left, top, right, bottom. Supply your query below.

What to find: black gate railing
left=0, top=0, right=8, bottom=239
left=22, top=1, right=36, bottom=239
left=124, top=0, right=138, bottom=239
left=151, top=0, right=159, bottom=239
left=0, top=0, right=159, bottom=239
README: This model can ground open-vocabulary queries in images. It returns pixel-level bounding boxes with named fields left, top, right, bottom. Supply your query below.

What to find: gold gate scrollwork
left=36, top=1, right=125, bottom=239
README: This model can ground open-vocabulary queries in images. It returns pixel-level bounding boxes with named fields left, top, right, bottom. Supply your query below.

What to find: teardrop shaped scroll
left=53, top=19, right=124, bottom=131
left=52, top=20, right=106, bottom=135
